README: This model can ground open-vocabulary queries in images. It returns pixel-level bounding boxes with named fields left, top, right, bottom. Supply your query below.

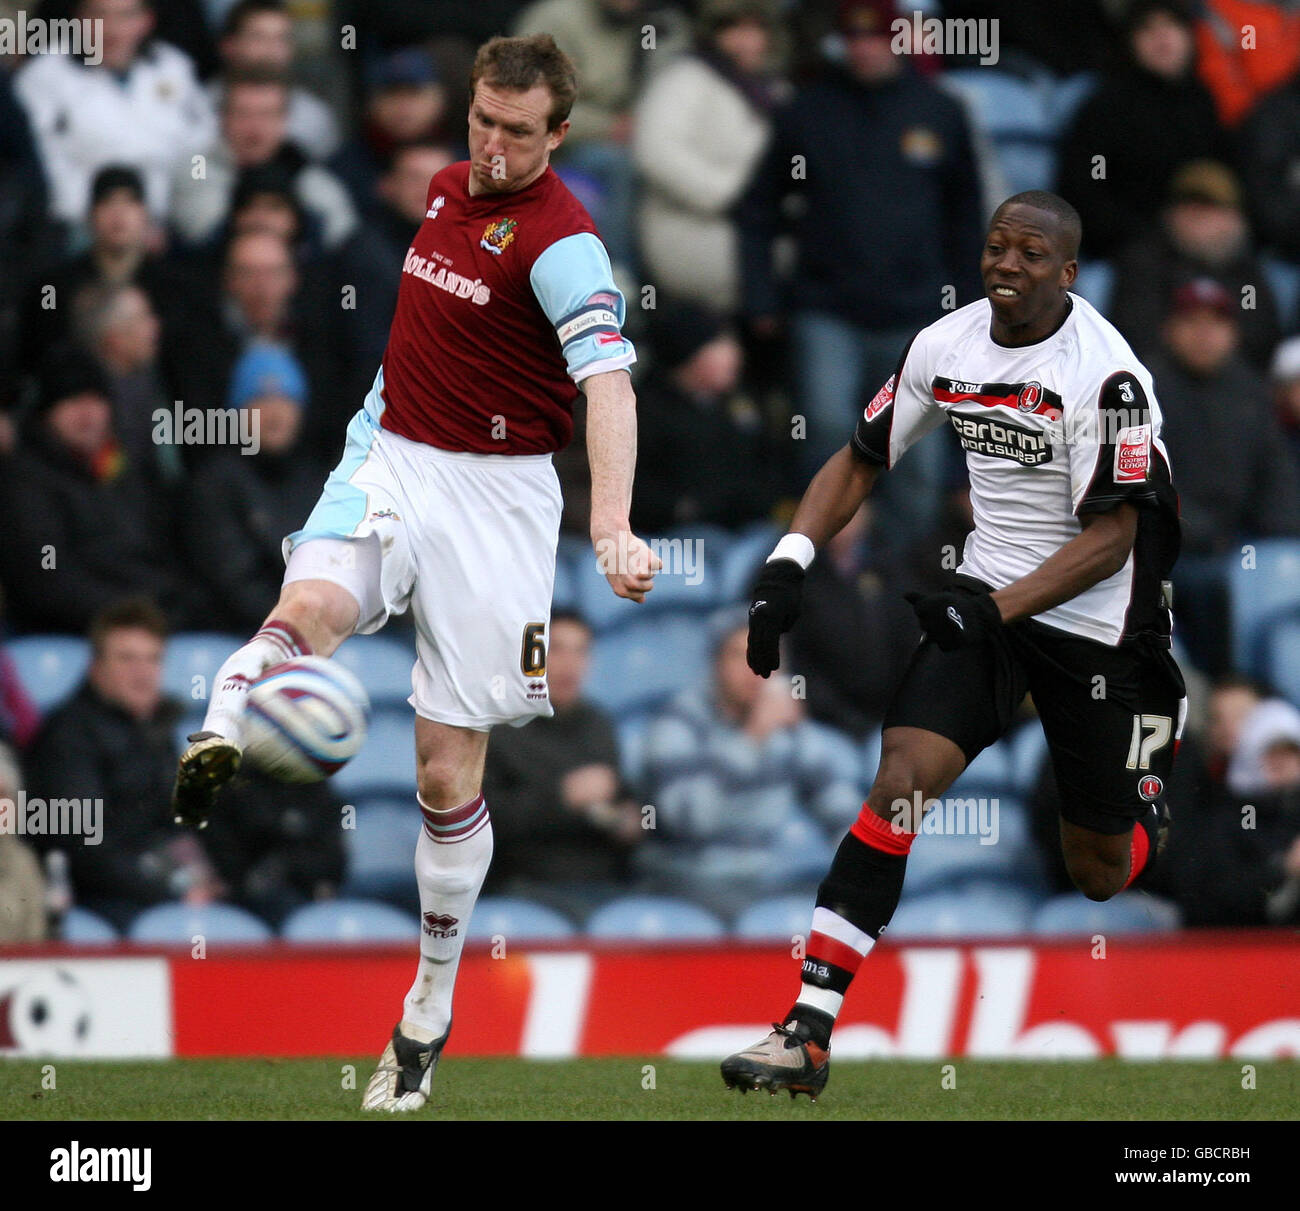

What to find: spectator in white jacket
left=12, top=0, right=216, bottom=230
left=633, top=0, right=787, bottom=310
left=170, top=66, right=356, bottom=251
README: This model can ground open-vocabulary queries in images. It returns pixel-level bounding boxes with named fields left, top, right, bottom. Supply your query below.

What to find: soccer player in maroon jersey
left=171, top=35, right=659, bottom=1111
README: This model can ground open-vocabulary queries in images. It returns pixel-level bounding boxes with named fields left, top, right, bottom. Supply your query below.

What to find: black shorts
left=883, top=579, right=1187, bottom=835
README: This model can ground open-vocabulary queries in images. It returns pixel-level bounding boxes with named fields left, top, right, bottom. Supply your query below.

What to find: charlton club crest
left=480, top=218, right=517, bottom=255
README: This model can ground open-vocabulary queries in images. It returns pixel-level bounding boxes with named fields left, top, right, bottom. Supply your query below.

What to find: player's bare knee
left=416, top=754, right=476, bottom=812
left=275, top=579, right=359, bottom=649
left=1065, top=853, right=1127, bottom=902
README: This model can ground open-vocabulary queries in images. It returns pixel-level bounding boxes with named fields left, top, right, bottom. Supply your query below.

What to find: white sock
left=201, top=620, right=312, bottom=744
left=401, top=793, right=493, bottom=1040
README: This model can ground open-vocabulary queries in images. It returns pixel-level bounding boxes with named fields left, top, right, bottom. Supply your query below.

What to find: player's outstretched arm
left=747, top=446, right=881, bottom=676
left=584, top=368, right=662, bottom=602
left=789, top=445, right=882, bottom=547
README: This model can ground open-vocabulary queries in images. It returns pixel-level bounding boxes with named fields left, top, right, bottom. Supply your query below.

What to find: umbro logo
left=426, top=195, right=445, bottom=220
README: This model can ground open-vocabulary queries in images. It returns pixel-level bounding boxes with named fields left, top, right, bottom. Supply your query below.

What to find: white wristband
left=767, top=533, right=816, bottom=570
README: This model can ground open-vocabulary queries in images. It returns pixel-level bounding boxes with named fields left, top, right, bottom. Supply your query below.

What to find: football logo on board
left=480, top=218, right=517, bottom=255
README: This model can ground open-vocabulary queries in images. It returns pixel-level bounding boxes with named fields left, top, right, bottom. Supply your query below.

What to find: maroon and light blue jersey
left=373, top=160, right=635, bottom=455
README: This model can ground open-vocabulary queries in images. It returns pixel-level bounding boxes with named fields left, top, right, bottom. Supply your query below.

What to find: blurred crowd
left=2, top=0, right=1300, bottom=941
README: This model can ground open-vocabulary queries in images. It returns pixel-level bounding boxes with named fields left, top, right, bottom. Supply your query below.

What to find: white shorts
left=284, top=406, right=562, bottom=729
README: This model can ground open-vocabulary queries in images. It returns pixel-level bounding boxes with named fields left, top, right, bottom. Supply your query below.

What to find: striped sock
left=202, top=619, right=312, bottom=743
left=402, top=794, right=493, bottom=1038
left=792, top=807, right=918, bottom=1044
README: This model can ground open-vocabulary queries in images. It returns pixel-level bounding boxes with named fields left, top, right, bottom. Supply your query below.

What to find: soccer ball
left=242, top=655, right=370, bottom=783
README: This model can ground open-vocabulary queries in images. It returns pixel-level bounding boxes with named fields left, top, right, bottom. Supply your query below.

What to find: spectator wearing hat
left=738, top=0, right=983, bottom=499
left=12, top=0, right=216, bottom=227
left=1109, top=160, right=1283, bottom=370
left=1181, top=696, right=1300, bottom=926
left=170, top=66, right=357, bottom=251
left=1056, top=0, right=1229, bottom=258
left=208, top=0, right=342, bottom=161
left=16, top=166, right=192, bottom=384
left=330, top=47, right=459, bottom=218
left=180, top=343, right=329, bottom=634
left=514, top=0, right=692, bottom=272
left=637, top=607, right=856, bottom=918
left=1272, top=337, right=1300, bottom=471
left=629, top=301, right=787, bottom=534
left=633, top=0, right=788, bottom=311
left=1150, top=279, right=1300, bottom=674
left=0, top=350, right=197, bottom=634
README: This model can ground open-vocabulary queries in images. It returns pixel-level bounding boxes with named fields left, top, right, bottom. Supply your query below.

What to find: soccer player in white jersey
left=722, top=192, right=1185, bottom=1098
left=170, top=35, right=659, bottom=1110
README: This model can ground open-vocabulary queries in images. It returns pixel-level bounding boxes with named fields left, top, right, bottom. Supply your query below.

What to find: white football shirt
left=852, top=294, right=1179, bottom=646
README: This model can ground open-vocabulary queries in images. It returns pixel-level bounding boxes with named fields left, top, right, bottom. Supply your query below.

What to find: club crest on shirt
left=480, top=218, right=517, bottom=255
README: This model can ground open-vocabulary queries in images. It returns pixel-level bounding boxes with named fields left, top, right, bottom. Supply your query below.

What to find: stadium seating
left=585, top=895, right=726, bottom=941
left=943, top=67, right=1056, bottom=195
left=732, top=894, right=815, bottom=941
left=331, top=708, right=415, bottom=798
left=1031, top=891, right=1181, bottom=936
left=128, top=902, right=273, bottom=944
left=281, top=899, right=418, bottom=943
left=901, top=796, right=1039, bottom=897
left=1072, top=260, right=1115, bottom=315
left=4, top=635, right=90, bottom=712
left=717, top=522, right=784, bottom=603
left=161, top=632, right=245, bottom=704
left=615, top=710, right=653, bottom=793
left=340, top=798, right=417, bottom=905
left=1263, top=256, right=1300, bottom=331
left=329, top=634, right=414, bottom=708
left=1262, top=617, right=1300, bottom=707
left=60, top=906, right=120, bottom=944
left=585, top=612, right=713, bottom=715
left=885, top=882, right=1037, bottom=940
left=466, top=896, right=578, bottom=942
left=1226, top=539, right=1300, bottom=675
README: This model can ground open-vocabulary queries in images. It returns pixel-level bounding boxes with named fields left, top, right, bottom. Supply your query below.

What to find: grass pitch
left=3, top=1058, right=1294, bottom=1120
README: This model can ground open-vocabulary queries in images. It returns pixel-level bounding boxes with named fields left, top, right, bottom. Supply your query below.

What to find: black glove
left=904, top=586, right=1003, bottom=652
left=747, top=559, right=805, bottom=676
